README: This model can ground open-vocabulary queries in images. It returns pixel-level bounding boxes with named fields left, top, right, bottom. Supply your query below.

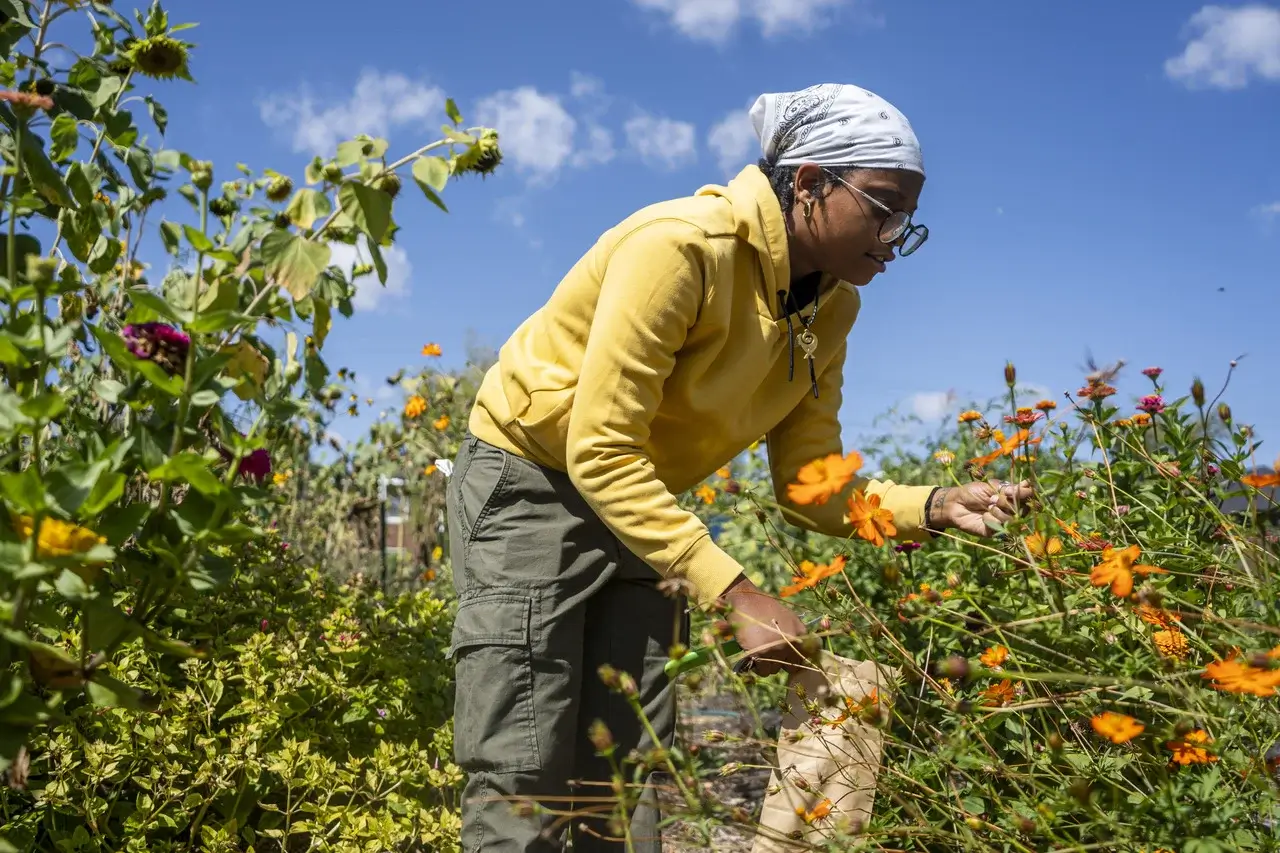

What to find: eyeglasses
left=825, top=170, right=929, bottom=257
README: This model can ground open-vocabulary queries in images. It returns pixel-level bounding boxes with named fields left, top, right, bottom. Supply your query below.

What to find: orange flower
left=421, top=342, right=442, bottom=357
left=1201, top=654, right=1280, bottom=697
left=694, top=484, right=716, bottom=505
left=1166, top=730, right=1217, bottom=766
left=981, top=679, right=1016, bottom=707
left=433, top=414, right=450, bottom=431
left=1025, top=532, right=1062, bottom=557
left=1114, top=418, right=1134, bottom=428
left=1131, top=412, right=1152, bottom=426
left=1153, top=630, right=1191, bottom=660
left=1091, top=711, right=1144, bottom=744
left=780, top=556, right=847, bottom=598
left=794, top=797, right=833, bottom=825
left=845, top=490, right=896, bottom=547
left=980, top=645, right=1009, bottom=668
left=786, top=451, right=863, bottom=506
left=716, top=466, right=731, bottom=479
left=958, top=410, right=983, bottom=424
left=1055, top=518, right=1085, bottom=543
left=1089, top=544, right=1167, bottom=599
left=969, top=428, right=1042, bottom=468
left=1034, top=399, right=1057, bottom=412
left=1137, top=602, right=1175, bottom=628
left=404, top=395, right=427, bottom=419
left=423, top=464, right=438, bottom=476
left=1242, top=470, right=1280, bottom=489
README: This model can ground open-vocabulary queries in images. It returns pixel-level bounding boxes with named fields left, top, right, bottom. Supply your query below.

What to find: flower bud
left=265, top=175, right=293, bottom=202
left=1016, top=817, right=1036, bottom=835
left=1047, top=733, right=1064, bottom=751
left=617, top=672, right=638, bottom=698
left=587, top=720, right=613, bottom=753
left=1217, top=402, right=1232, bottom=423
left=703, top=729, right=726, bottom=743
left=597, top=664, right=619, bottom=689
left=323, top=163, right=344, bottom=183
left=1004, top=361, right=1017, bottom=386
left=25, top=255, right=58, bottom=285
left=1191, top=377, right=1205, bottom=408
left=190, top=161, right=213, bottom=190
left=374, top=171, right=402, bottom=198
left=936, top=656, right=971, bottom=682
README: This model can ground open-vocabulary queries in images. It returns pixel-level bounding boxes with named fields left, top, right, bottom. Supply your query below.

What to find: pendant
left=797, top=328, right=818, bottom=361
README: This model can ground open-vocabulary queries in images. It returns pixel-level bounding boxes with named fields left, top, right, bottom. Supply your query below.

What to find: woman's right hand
left=721, top=575, right=815, bottom=675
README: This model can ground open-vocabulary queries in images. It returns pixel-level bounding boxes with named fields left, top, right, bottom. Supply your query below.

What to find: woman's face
left=792, top=164, right=925, bottom=286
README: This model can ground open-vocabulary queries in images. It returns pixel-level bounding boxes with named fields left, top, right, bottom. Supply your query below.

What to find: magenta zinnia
left=1137, top=395, right=1166, bottom=415
left=236, top=449, right=272, bottom=484
left=122, top=323, right=190, bottom=376
left=1141, top=366, right=1163, bottom=380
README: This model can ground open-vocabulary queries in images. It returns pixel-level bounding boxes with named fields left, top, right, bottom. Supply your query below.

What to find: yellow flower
left=421, top=342, right=442, bottom=357
left=694, top=484, right=716, bottom=505
left=404, top=395, right=427, bottom=419
left=272, top=471, right=290, bottom=487
left=433, top=414, right=450, bottom=431
left=1025, top=532, right=1062, bottom=557
left=958, top=410, right=983, bottom=424
left=431, top=545, right=443, bottom=561
left=980, top=645, right=1009, bottom=668
left=1153, top=629, right=1191, bottom=660
left=716, top=466, right=731, bottom=479
left=1090, top=711, right=1144, bottom=744
left=423, top=464, right=437, bottom=476
left=11, top=514, right=106, bottom=560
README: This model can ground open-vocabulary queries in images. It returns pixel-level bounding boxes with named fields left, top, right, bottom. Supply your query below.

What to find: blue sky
left=146, top=0, right=1280, bottom=460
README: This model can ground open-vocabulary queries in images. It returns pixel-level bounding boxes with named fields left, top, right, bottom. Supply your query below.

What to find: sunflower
left=124, top=35, right=192, bottom=81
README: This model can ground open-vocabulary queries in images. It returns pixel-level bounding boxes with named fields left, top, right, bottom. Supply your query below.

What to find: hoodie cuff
left=675, top=534, right=745, bottom=609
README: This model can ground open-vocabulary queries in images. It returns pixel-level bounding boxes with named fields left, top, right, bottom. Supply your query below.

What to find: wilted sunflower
left=124, top=35, right=192, bottom=80
left=452, top=129, right=502, bottom=177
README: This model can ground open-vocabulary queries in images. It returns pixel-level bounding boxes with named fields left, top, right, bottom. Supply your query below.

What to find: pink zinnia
left=122, top=322, right=190, bottom=376
left=1077, top=383, right=1117, bottom=401
left=1142, top=367, right=1163, bottom=380
left=1137, top=395, right=1165, bottom=415
left=236, top=449, right=272, bottom=483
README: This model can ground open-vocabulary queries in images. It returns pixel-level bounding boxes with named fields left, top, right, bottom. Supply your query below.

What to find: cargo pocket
left=449, top=590, right=541, bottom=774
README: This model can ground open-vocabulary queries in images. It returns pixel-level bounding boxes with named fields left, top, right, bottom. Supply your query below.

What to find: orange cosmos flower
left=1089, top=544, right=1167, bottom=599
left=1055, top=518, right=1085, bottom=543
left=1025, top=532, right=1062, bottom=557
left=1201, top=654, right=1280, bottom=697
left=1034, top=399, right=1057, bottom=412
left=794, top=798, right=833, bottom=825
left=786, top=451, right=863, bottom=506
left=980, top=645, right=1009, bottom=668
left=969, top=428, right=1042, bottom=469
left=780, top=556, right=847, bottom=598
left=433, top=414, right=450, bottom=431
left=1153, top=630, right=1191, bottom=660
left=845, top=490, right=896, bottom=547
left=958, top=410, right=983, bottom=424
left=716, top=466, right=731, bottom=479
left=1137, top=603, right=1176, bottom=628
left=1166, top=730, right=1217, bottom=766
left=423, top=464, right=437, bottom=476
left=1091, top=711, right=1144, bottom=744
left=981, top=679, right=1017, bottom=707
left=694, top=484, right=716, bottom=505
left=1242, top=463, right=1280, bottom=489
left=404, top=395, right=427, bottom=419
left=421, top=343, right=442, bottom=356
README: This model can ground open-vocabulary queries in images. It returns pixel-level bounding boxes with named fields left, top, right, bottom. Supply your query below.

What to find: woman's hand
left=929, top=480, right=1034, bottom=538
left=721, top=575, right=816, bottom=675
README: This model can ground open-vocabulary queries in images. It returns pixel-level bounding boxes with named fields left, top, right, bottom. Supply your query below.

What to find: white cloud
left=707, top=104, right=758, bottom=174
left=631, top=0, right=852, bottom=42
left=1255, top=200, right=1280, bottom=217
left=258, top=70, right=443, bottom=155
left=474, top=87, right=578, bottom=181
left=625, top=113, right=698, bottom=170
left=907, top=390, right=957, bottom=423
left=328, top=238, right=412, bottom=312
left=1165, top=4, right=1280, bottom=89
left=574, top=124, right=617, bottom=167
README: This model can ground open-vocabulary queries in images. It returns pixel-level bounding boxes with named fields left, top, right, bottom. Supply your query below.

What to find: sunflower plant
left=0, top=0, right=501, bottom=785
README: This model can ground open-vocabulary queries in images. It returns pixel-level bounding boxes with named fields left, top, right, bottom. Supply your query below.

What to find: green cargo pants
left=446, top=435, right=690, bottom=852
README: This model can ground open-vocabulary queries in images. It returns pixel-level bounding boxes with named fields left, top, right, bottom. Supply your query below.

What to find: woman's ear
left=792, top=163, right=824, bottom=212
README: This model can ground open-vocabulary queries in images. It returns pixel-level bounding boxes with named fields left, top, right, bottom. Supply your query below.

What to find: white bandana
left=749, top=83, right=924, bottom=176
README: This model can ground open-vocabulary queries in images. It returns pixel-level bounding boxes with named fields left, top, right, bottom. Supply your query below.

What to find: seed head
left=265, top=175, right=293, bottom=203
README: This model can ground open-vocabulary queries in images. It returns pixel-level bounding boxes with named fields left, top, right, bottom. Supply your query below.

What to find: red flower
left=1137, top=395, right=1166, bottom=415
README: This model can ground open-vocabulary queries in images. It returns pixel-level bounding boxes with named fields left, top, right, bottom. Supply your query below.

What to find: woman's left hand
left=931, top=480, right=1034, bottom=538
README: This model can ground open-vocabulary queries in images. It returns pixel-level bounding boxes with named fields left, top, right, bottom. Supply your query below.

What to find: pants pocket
left=449, top=590, right=541, bottom=774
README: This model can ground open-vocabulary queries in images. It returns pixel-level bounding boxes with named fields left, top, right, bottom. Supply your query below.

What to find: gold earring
left=802, top=200, right=813, bottom=222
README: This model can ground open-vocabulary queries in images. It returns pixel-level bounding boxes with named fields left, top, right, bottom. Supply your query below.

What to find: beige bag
left=751, top=651, right=897, bottom=852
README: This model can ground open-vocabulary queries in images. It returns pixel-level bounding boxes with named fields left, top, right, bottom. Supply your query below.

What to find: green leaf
left=49, top=114, right=79, bottom=162
left=260, top=231, right=330, bottom=301
left=283, top=188, right=331, bottom=230
left=0, top=388, right=34, bottom=432
left=126, top=287, right=184, bottom=323
left=189, top=389, right=220, bottom=407
left=337, top=182, right=392, bottom=244
left=144, top=95, right=168, bottom=135
left=312, top=300, right=331, bottom=349
left=445, top=98, right=463, bottom=125
left=284, top=331, right=300, bottom=383
left=412, top=156, right=450, bottom=193
left=183, top=224, right=214, bottom=253
left=148, top=451, right=226, bottom=497
left=366, top=238, right=388, bottom=284
left=221, top=339, right=270, bottom=401
left=54, top=568, right=91, bottom=602
left=0, top=468, right=47, bottom=513
left=83, top=597, right=135, bottom=653
left=189, top=552, right=233, bottom=591
left=46, top=460, right=110, bottom=515
left=79, top=472, right=125, bottom=517
left=141, top=629, right=205, bottom=659
left=87, top=674, right=143, bottom=710
left=19, top=390, right=66, bottom=422
left=335, top=140, right=367, bottom=168
left=159, top=220, right=181, bottom=255
left=0, top=0, right=35, bottom=27
left=20, top=137, right=75, bottom=208
left=93, top=379, right=125, bottom=403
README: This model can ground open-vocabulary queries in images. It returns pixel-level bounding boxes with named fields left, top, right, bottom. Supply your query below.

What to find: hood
left=696, top=165, right=792, bottom=318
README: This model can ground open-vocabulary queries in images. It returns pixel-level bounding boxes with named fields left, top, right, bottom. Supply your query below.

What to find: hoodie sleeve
left=566, top=221, right=745, bottom=607
left=766, top=339, right=936, bottom=540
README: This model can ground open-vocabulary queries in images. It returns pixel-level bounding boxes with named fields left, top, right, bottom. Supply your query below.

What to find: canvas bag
left=751, top=651, right=897, bottom=852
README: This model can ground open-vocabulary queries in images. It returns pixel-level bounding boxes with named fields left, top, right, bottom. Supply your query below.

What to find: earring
left=802, top=200, right=813, bottom=222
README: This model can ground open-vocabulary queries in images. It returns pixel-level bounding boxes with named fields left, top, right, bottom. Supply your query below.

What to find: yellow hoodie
left=469, top=165, right=935, bottom=605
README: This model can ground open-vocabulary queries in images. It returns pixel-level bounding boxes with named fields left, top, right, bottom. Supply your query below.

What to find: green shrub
left=1, top=540, right=463, bottom=852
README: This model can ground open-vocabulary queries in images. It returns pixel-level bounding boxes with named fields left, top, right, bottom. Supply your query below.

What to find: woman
left=446, top=82, right=1033, bottom=852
